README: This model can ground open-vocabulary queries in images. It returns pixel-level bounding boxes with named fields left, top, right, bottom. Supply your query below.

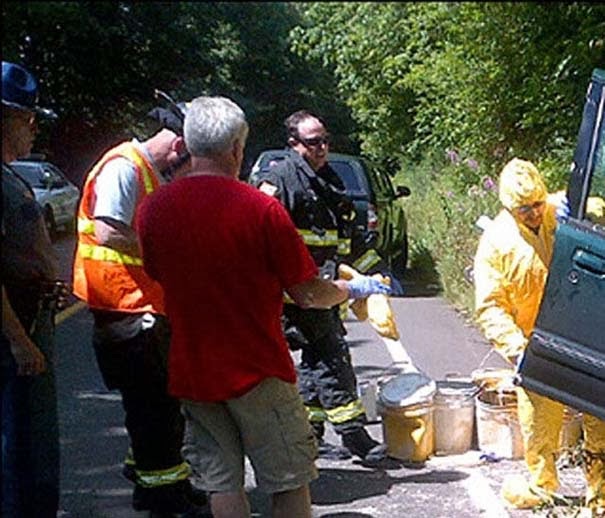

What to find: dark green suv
left=248, top=150, right=411, bottom=276
left=519, top=68, right=605, bottom=420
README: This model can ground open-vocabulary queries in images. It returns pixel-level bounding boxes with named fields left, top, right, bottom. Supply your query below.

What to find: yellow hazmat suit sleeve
left=338, top=264, right=399, bottom=339
left=473, top=226, right=529, bottom=362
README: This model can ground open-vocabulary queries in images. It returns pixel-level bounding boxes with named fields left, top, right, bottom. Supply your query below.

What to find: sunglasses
left=297, top=135, right=330, bottom=147
left=516, top=200, right=545, bottom=215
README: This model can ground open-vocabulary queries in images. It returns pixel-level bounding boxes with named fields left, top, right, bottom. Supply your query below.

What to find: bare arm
left=2, top=287, right=46, bottom=375
left=287, top=277, right=350, bottom=309
left=94, top=217, right=141, bottom=257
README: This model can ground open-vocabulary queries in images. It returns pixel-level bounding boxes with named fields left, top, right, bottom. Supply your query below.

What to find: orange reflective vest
left=72, top=141, right=165, bottom=314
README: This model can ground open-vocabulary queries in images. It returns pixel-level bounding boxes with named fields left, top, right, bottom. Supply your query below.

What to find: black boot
left=122, top=462, right=136, bottom=483
left=182, top=479, right=208, bottom=508
left=312, top=421, right=352, bottom=460
left=132, top=480, right=207, bottom=514
left=317, top=439, right=353, bottom=460
left=341, top=428, right=387, bottom=464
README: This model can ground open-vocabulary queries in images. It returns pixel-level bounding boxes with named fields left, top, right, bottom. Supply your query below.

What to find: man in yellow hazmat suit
left=473, top=158, right=605, bottom=512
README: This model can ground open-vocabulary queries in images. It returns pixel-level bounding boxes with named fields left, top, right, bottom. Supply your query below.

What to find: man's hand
left=3, top=287, right=47, bottom=375
left=346, top=275, right=392, bottom=299
left=11, top=338, right=46, bottom=376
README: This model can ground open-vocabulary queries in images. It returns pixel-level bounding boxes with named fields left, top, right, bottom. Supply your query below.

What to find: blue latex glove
left=346, top=276, right=392, bottom=299
left=556, top=195, right=571, bottom=223
left=385, top=274, right=404, bottom=297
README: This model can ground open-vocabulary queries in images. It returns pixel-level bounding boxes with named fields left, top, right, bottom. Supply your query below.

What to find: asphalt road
left=51, top=234, right=587, bottom=517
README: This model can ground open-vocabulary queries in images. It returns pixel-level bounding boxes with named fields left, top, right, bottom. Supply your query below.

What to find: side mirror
left=396, top=185, right=411, bottom=198
left=42, top=171, right=54, bottom=189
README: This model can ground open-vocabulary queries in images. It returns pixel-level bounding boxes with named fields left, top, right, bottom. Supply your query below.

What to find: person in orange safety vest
left=72, top=99, right=207, bottom=514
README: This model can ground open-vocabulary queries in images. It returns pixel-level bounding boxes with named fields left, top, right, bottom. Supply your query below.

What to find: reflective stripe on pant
left=136, top=461, right=191, bottom=488
left=286, top=305, right=366, bottom=435
left=93, top=315, right=186, bottom=487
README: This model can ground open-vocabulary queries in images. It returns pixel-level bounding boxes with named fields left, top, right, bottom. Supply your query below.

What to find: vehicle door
left=518, top=68, right=605, bottom=420
left=329, top=157, right=370, bottom=233
left=364, top=159, right=399, bottom=255
left=42, top=163, right=73, bottom=225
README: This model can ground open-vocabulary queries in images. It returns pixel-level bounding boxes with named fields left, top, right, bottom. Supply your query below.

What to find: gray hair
left=184, top=96, right=249, bottom=157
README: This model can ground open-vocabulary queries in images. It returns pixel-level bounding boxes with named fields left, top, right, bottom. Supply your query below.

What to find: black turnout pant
left=284, top=304, right=365, bottom=436
left=92, top=315, right=184, bottom=473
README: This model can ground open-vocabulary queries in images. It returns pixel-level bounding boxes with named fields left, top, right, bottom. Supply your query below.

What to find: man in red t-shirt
left=137, top=96, right=390, bottom=517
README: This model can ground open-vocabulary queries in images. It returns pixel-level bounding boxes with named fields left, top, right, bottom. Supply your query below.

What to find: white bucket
left=475, top=389, right=524, bottom=460
left=358, top=379, right=379, bottom=423
left=377, top=372, right=436, bottom=462
left=433, top=380, right=477, bottom=456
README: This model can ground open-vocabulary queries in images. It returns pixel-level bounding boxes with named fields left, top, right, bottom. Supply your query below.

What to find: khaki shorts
left=181, top=377, right=318, bottom=494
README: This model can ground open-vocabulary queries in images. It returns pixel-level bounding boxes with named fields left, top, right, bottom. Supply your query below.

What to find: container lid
left=471, top=368, right=516, bottom=392
left=378, top=372, right=436, bottom=407
left=435, top=379, right=479, bottom=398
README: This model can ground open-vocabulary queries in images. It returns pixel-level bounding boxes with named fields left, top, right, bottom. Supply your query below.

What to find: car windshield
left=329, top=160, right=369, bottom=198
left=256, top=152, right=370, bottom=198
left=10, top=162, right=45, bottom=188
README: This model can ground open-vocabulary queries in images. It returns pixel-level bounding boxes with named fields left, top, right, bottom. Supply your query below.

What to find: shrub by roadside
left=394, top=152, right=569, bottom=318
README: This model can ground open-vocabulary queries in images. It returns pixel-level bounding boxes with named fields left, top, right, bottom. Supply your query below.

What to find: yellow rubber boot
left=501, top=474, right=554, bottom=509
left=517, top=389, right=564, bottom=491
left=583, top=414, right=605, bottom=513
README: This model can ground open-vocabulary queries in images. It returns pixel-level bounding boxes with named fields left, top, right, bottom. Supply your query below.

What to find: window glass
left=587, top=115, right=605, bottom=225
left=329, top=160, right=369, bottom=197
left=10, top=163, right=45, bottom=188
left=590, top=118, right=604, bottom=196
left=43, top=166, right=66, bottom=187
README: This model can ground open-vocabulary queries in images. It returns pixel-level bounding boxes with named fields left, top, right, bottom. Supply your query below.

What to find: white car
left=10, top=159, right=80, bottom=239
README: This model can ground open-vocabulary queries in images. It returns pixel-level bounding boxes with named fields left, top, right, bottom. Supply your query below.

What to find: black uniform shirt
left=2, top=163, right=58, bottom=325
left=255, top=149, right=353, bottom=267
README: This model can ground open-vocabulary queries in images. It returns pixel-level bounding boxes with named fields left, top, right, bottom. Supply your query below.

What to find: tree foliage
left=2, top=1, right=356, bottom=182
left=291, top=2, right=605, bottom=186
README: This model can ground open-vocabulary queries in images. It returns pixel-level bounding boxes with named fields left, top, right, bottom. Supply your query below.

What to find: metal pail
left=378, top=400, right=434, bottom=462
left=475, top=389, right=524, bottom=460
left=434, top=380, right=478, bottom=456
left=377, top=372, right=436, bottom=462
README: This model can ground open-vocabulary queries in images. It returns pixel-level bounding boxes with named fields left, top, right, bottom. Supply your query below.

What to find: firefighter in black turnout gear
left=253, top=110, right=387, bottom=463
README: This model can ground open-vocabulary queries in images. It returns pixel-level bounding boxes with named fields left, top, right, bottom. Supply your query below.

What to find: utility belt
left=4, top=279, right=68, bottom=335
left=37, top=280, right=69, bottom=310
left=30, top=280, right=69, bottom=336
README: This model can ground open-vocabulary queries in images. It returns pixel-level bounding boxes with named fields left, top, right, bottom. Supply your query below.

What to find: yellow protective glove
left=338, top=264, right=400, bottom=340
left=338, top=264, right=368, bottom=320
